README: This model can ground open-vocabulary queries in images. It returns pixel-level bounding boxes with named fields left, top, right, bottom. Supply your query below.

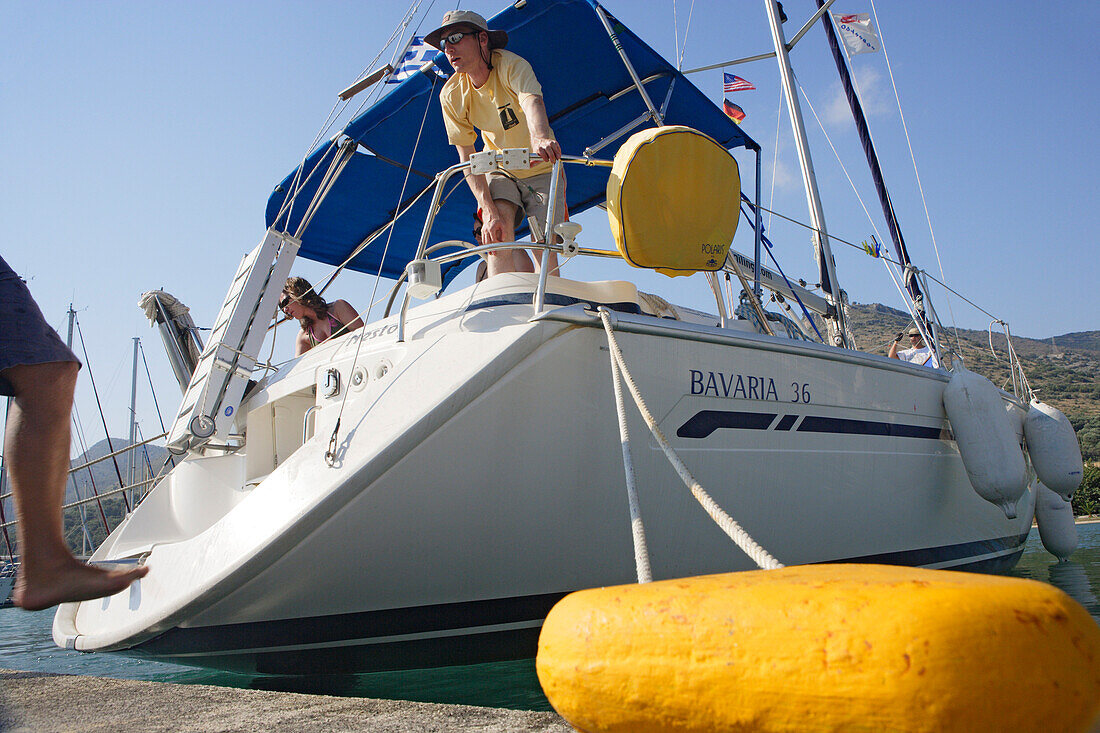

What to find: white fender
left=1024, top=400, right=1083, bottom=500
left=1005, top=401, right=1025, bottom=439
left=943, top=364, right=1027, bottom=518
left=1035, top=482, right=1078, bottom=562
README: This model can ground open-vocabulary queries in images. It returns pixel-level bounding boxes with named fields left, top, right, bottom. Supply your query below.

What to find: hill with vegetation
left=847, top=301, right=1100, bottom=454
left=66, top=438, right=170, bottom=504
left=8, top=307, right=1097, bottom=555
left=844, top=303, right=1100, bottom=516
left=62, top=438, right=171, bottom=553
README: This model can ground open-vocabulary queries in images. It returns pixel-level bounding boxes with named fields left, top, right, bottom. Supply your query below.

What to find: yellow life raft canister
left=606, top=125, right=740, bottom=277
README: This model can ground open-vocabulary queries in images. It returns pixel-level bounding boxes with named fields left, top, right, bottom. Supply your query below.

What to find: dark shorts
left=0, top=254, right=80, bottom=396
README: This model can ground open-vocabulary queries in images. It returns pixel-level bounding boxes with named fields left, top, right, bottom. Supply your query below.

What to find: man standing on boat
left=427, top=10, right=563, bottom=278
left=889, top=326, right=940, bottom=368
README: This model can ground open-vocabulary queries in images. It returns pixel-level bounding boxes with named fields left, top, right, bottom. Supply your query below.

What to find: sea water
left=1, top=523, right=1098, bottom=712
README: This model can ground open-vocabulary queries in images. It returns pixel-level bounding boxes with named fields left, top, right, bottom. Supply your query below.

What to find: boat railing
left=394, top=154, right=614, bottom=342
left=389, top=150, right=788, bottom=343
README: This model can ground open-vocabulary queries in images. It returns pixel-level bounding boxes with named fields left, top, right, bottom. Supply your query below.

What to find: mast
left=127, top=337, right=139, bottom=507
left=0, top=398, right=14, bottom=560
left=763, top=0, right=849, bottom=347
left=66, top=304, right=90, bottom=558
left=814, top=2, right=930, bottom=340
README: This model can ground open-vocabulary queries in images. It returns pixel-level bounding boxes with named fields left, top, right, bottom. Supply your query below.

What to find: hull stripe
left=677, top=409, right=952, bottom=441
left=139, top=591, right=567, bottom=656
left=833, top=530, right=1031, bottom=568
left=676, top=410, right=777, bottom=438
left=464, top=292, right=642, bottom=314
left=134, top=532, right=1029, bottom=668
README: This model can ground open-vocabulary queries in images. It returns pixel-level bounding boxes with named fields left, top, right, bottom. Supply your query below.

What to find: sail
left=266, top=0, right=758, bottom=279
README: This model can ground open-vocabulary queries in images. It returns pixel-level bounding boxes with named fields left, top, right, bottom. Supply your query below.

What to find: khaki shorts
left=486, top=170, right=566, bottom=242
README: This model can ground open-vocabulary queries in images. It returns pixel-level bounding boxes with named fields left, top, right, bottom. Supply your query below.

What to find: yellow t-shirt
left=440, top=49, right=555, bottom=178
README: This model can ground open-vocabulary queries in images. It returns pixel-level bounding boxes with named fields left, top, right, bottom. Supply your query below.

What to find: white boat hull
left=54, top=276, right=1034, bottom=673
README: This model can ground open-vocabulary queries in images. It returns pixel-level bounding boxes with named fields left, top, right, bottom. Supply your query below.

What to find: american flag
left=723, top=73, right=755, bottom=93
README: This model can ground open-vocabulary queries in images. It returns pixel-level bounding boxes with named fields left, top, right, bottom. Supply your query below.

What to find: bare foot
left=12, top=558, right=149, bottom=612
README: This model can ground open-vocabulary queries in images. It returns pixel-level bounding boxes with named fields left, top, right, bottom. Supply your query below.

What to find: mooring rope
left=598, top=308, right=784, bottom=571
left=607, top=339, right=653, bottom=583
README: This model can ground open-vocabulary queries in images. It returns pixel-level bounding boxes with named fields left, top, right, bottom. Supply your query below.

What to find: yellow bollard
left=536, top=564, right=1100, bottom=732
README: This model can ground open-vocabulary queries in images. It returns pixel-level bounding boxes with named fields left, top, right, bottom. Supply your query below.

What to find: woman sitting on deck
left=280, top=276, right=363, bottom=356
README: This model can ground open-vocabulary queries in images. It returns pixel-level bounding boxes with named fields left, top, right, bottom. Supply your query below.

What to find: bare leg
left=531, top=198, right=566, bottom=277
left=486, top=200, right=535, bottom=277
left=4, top=361, right=147, bottom=611
left=531, top=248, right=560, bottom=276
left=512, top=249, right=535, bottom=273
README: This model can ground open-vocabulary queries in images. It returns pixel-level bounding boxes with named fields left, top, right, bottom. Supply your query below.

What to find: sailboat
left=53, top=0, right=1057, bottom=675
left=0, top=561, right=14, bottom=609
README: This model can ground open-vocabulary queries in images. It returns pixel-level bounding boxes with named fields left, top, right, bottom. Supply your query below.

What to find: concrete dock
left=0, top=670, right=571, bottom=732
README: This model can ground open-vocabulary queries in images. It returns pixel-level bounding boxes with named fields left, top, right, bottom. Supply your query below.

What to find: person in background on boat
left=0, top=254, right=148, bottom=611
left=280, top=276, right=363, bottom=357
left=889, top=326, right=940, bottom=368
left=428, top=9, right=565, bottom=279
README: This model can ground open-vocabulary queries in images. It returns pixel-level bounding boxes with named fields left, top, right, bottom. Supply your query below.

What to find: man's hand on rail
left=531, top=136, right=561, bottom=164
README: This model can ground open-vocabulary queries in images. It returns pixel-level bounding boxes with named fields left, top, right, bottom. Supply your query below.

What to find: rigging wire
left=266, top=2, right=440, bottom=364
left=738, top=197, right=824, bottom=343
left=74, top=315, right=130, bottom=513
left=793, top=77, right=886, bottom=249
left=324, top=71, right=440, bottom=467
left=674, top=0, right=697, bottom=71
left=312, top=173, right=442, bottom=300
left=790, top=76, right=931, bottom=342
left=673, top=0, right=679, bottom=66
left=69, top=404, right=108, bottom=546
left=746, top=200, right=1004, bottom=324
left=869, top=0, right=961, bottom=354
left=751, top=69, right=1004, bottom=330
left=71, top=398, right=111, bottom=536
left=361, top=76, right=438, bottom=325
left=138, top=341, right=175, bottom=472
left=768, top=86, right=783, bottom=232
left=134, top=423, right=157, bottom=501
left=281, top=2, right=455, bottom=302
left=275, top=0, right=433, bottom=232
left=0, top=400, right=14, bottom=558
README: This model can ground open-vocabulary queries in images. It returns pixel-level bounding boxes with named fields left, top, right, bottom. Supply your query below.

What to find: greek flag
left=387, top=36, right=441, bottom=83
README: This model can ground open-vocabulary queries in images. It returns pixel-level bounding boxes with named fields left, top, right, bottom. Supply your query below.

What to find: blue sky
left=3, top=0, right=1099, bottom=449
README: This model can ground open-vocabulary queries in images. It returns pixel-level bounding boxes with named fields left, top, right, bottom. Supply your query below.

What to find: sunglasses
left=279, top=294, right=292, bottom=311
left=441, top=30, right=480, bottom=48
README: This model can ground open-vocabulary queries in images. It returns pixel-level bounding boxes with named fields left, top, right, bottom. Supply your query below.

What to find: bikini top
left=306, top=312, right=346, bottom=347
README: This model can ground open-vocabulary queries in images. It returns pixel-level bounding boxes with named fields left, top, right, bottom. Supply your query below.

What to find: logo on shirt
left=498, top=104, right=519, bottom=130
